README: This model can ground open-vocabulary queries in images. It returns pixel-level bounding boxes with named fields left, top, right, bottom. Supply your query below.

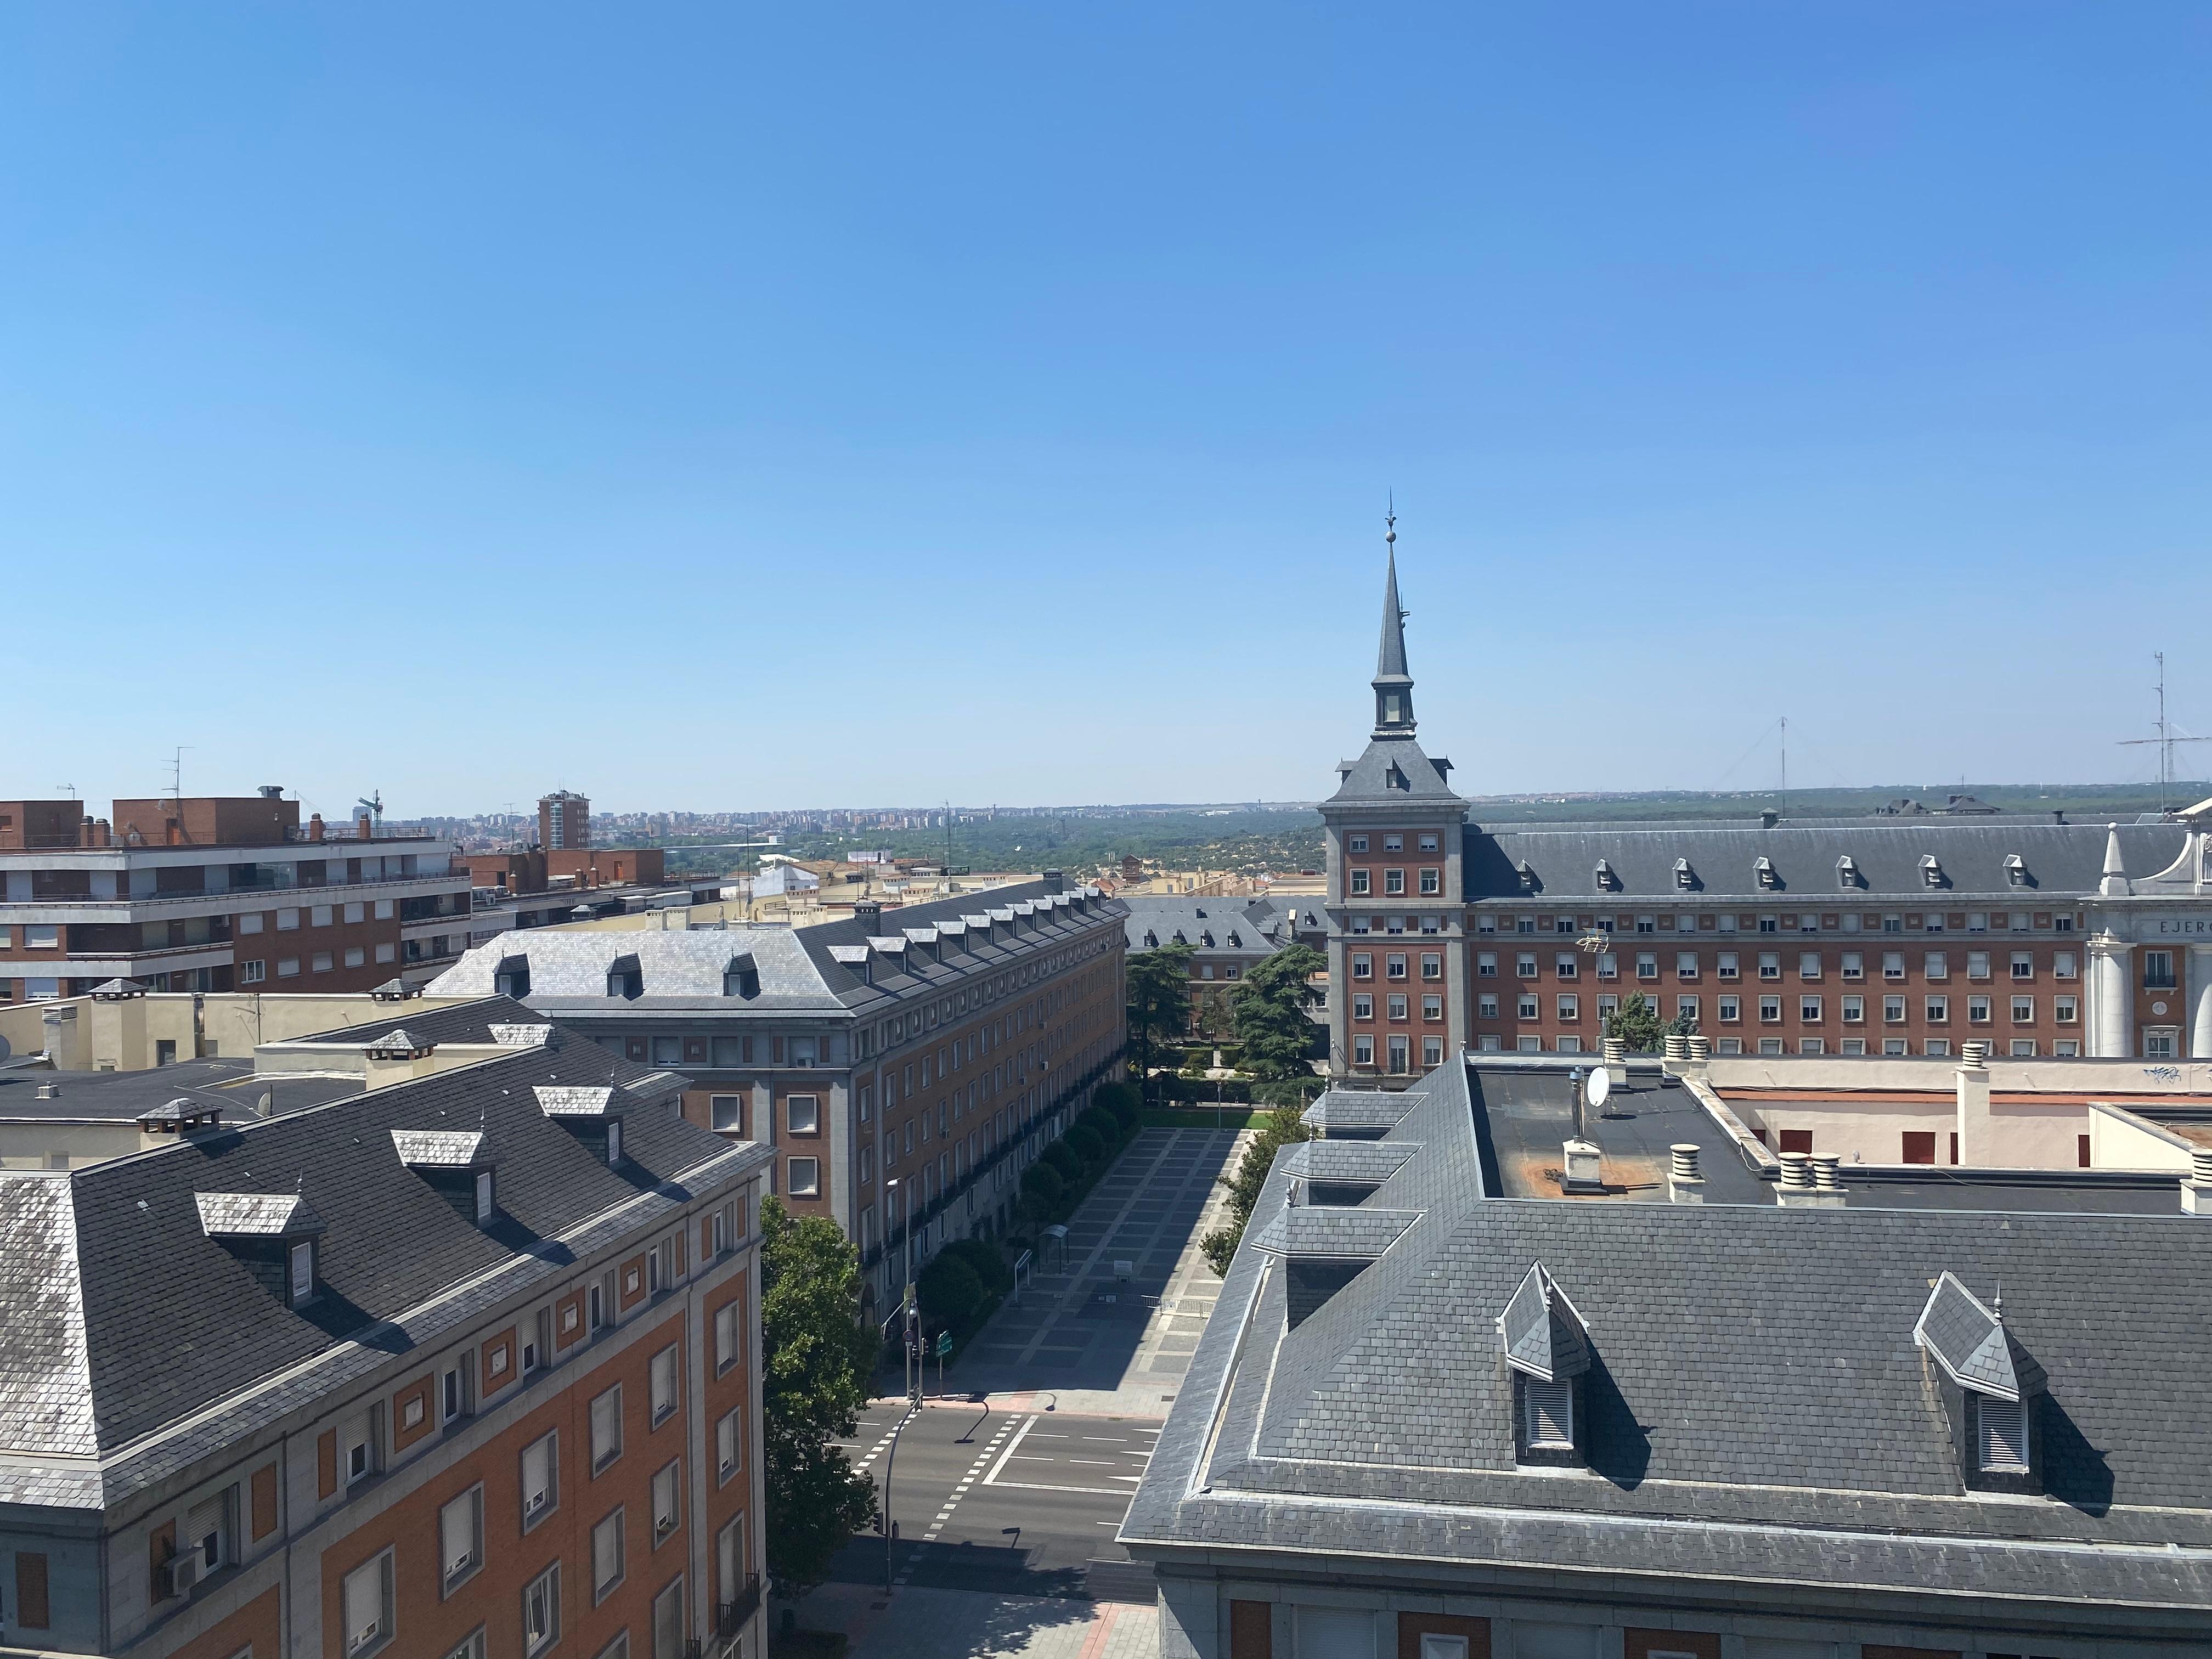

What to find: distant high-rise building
left=538, top=790, right=590, bottom=850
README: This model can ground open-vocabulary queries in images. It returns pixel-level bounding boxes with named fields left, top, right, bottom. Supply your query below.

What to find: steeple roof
left=1376, top=547, right=1410, bottom=684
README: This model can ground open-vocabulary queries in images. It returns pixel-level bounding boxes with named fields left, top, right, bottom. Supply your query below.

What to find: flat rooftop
left=0, top=1057, right=362, bottom=1122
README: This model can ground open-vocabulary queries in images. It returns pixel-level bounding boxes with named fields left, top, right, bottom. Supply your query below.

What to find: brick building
left=0, top=791, right=474, bottom=1004
left=1322, top=547, right=2212, bottom=1081
left=541, top=792, right=591, bottom=851
left=1121, top=895, right=1325, bottom=1037
left=0, top=1022, right=769, bottom=1659
left=425, top=875, right=1128, bottom=1314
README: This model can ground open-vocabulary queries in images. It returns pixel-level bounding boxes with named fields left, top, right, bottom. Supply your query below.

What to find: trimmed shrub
left=1020, top=1162, right=1065, bottom=1209
left=1065, top=1123, right=1107, bottom=1166
left=1076, top=1105, right=1121, bottom=1147
left=940, top=1236, right=1013, bottom=1297
left=917, top=1253, right=983, bottom=1327
left=1093, top=1081, right=1142, bottom=1132
left=1042, top=1142, right=1084, bottom=1184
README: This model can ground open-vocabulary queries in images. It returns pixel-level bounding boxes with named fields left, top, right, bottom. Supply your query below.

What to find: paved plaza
left=943, top=1125, right=1246, bottom=1417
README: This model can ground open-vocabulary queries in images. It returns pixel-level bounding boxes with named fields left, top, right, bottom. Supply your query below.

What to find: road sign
left=936, top=1330, right=954, bottom=1357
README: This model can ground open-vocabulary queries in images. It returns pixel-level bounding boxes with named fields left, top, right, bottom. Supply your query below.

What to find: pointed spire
left=2100, top=823, right=2131, bottom=897
left=1372, top=498, right=1415, bottom=737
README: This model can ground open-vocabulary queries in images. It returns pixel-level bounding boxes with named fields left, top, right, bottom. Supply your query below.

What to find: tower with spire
left=1319, top=506, right=1469, bottom=1086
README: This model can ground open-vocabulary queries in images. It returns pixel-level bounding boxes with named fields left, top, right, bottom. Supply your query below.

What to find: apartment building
left=1121, top=895, right=1323, bottom=1036
left=0, top=791, right=474, bottom=1003
left=426, top=875, right=1127, bottom=1313
left=0, top=1025, right=770, bottom=1659
left=1126, top=1057, right=2212, bottom=1656
left=542, top=792, right=592, bottom=850
left=1322, top=548, right=2212, bottom=1080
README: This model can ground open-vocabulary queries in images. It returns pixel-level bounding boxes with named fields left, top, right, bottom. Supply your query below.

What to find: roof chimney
left=258, top=785, right=284, bottom=799
left=1042, top=869, right=1065, bottom=894
left=854, top=900, right=882, bottom=934
left=1668, top=1142, right=1705, bottom=1205
left=2185, top=1148, right=2212, bottom=1215
left=1759, top=808, right=1779, bottom=828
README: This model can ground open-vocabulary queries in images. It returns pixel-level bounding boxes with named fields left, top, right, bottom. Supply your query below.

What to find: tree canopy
left=1200, top=1100, right=1315, bottom=1274
left=1126, top=941, right=1195, bottom=1097
left=759, top=1195, right=879, bottom=1597
left=1229, top=943, right=1327, bottom=1106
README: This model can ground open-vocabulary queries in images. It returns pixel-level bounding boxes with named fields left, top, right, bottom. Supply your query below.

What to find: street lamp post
left=879, top=1177, right=920, bottom=1597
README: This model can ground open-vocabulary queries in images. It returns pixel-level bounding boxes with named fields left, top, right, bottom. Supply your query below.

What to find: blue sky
left=3, top=5, right=2207, bottom=818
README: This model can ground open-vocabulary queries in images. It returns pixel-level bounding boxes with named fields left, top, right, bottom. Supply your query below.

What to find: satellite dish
left=1587, top=1066, right=1611, bottom=1109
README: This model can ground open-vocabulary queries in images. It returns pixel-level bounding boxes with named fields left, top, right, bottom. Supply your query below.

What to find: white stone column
left=2088, top=933, right=2135, bottom=1058
left=2191, top=944, right=2212, bottom=1059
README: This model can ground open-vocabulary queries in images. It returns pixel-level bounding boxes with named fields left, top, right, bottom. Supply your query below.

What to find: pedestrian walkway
left=799, top=1582, right=1158, bottom=1659
left=944, top=1126, right=1247, bottom=1418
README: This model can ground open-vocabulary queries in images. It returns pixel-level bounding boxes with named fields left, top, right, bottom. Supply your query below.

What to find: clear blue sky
left=4, top=5, right=2207, bottom=819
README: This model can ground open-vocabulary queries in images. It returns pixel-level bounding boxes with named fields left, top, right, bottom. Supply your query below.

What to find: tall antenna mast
left=1779, top=716, right=1787, bottom=797
left=2118, top=651, right=2209, bottom=814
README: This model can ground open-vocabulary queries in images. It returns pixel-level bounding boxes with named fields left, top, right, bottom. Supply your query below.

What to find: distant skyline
left=3, top=5, right=2206, bottom=816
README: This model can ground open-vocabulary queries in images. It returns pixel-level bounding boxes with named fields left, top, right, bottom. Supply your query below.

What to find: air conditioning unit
left=162, top=1552, right=201, bottom=1599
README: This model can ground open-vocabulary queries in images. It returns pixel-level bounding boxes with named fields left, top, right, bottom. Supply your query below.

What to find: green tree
left=1604, top=992, right=1664, bottom=1052
left=1199, top=1101, right=1314, bottom=1274
left=1229, top=944, right=1328, bottom=1107
left=917, top=1251, right=983, bottom=1328
left=1125, top=941, right=1195, bottom=1102
left=759, top=1196, right=879, bottom=1598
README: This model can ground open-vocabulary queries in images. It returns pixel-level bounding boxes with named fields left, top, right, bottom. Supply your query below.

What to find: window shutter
left=441, top=1493, right=476, bottom=1578
left=342, top=1559, right=385, bottom=1651
left=1525, top=1379, right=1574, bottom=1448
left=1978, top=1396, right=2029, bottom=1471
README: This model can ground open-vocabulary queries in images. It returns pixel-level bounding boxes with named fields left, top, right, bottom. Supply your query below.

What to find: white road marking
left=983, top=1414, right=1041, bottom=1485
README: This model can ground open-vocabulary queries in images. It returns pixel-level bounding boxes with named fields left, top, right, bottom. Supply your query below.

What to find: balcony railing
left=716, top=1576, right=762, bottom=1640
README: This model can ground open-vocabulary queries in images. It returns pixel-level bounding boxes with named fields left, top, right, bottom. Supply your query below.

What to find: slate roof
left=0, top=1030, right=759, bottom=1503
left=1120, top=896, right=1287, bottom=958
left=426, top=878, right=1124, bottom=1022
left=301, top=994, right=551, bottom=1047
left=1125, top=1052, right=2212, bottom=1618
left=1328, top=735, right=1460, bottom=806
left=1463, top=818, right=2193, bottom=902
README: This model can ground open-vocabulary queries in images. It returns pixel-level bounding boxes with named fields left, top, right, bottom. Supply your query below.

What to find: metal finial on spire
left=1385, top=490, right=1396, bottom=546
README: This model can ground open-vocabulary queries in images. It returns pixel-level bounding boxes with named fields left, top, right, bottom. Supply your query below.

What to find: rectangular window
left=1926, top=995, right=1949, bottom=1024
left=1419, top=832, right=1439, bottom=851
left=787, top=1094, right=820, bottom=1133
left=312, top=951, right=334, bottom=973
left=1903, top=1132, right=1937, bottom=1166
left=1675, top=952, right=1699, bottom=979
left=1386, top=954, right=1408, bottom=979
left=2012, top=996, right=2035, bottom=1024
left=2012, top=952, right=2036, bottom=981
left=1516, top=953, right=1537, bottom=978
left=1353, top=1035, right=1374, bottom=1066
left=1758, top=995, right=1781, bottom=1023
left=715, top=1300, right=742, bottom=1374
left=1351, top=954, right=1372, bottom=980
left=653, top=1576, right=686, bottom=1659
left=2148, top=1029, right=2180, bottom=1059
left=1477, top=994, right=1499, bottom=1019
left=1352, top=992, right=1374, bottom=1020
left=1797, top=952, right=1821, bottom=979
left=591, top=1385, right=623, bottom=1473
left=1348, top=834, right=1368, bottom=854
left=1350, top=870, right=1370, bottom=895
left=343, top=1549, right=396, bottom=1656
left=2055, top=996, right=2078, bottom=1023
left=1420, top=952, right=1441, bottom=980
left=2145, top=950, right=2177, bottom=990
left=1419, top=868, right=1440, bottom=894
left=593, top=1508, right=626, bottom=1603
left=1840, top=951, right=1863, bottom=980
left=1967, top=951, right=1991, bottom=980
left=1383, top=834, right=1403, bottom=851
left=1556, top=994, right=1578, bottom=1020
left=241, top=959, right=267, bottom=984
left=441, top=1485, right=484, bottom=1594
left=1717, top=952, right=1739, bottom=980
left=1596, top=952, right=1618, bottom=980
left=1798, top=996, right=1821, bottom=1023
left=1675, top=995, right=1699, bottom=1023
left=717, top=1407, right=743, bottom=1486
left=1925, top=951, right=1948, bottom=980
left=1758, top=952, right=1780, bottom=980
left=1842, top=995, right=1864, bottom=1023
left=787, top=1156, right=820, bottom=1197
left=1387, top=993, right=1409, bottom=1020
left=1884, top=996, right=1907, bottom=1023
left=1968, top=996, right=1991, bottom=1023
left=1554, top=952, right=1578, bottom=980
left=278, top=957, right=301, bottom=979
left=523, top=1563, right=561, bottom=1657
left=521, top=1431, right=558, bottom=1530
left=1636, top=953, right=1658, bottom=980
left=1718, top=996, right=1740, bottom=1023
left=1387, top=1035, right=1410, bottom=1073
left=1881, top=952, right=1904, bottom=980
left=276, top=907, right=300, bottom=931
left=1517, top=994, right=1539, bottom=1019
left=651, top=1345, right=679, bottom=1426
left=1384, top=868, right=1405, bottom=895
left=1523, top=1379, right=1573, bottom=1449
left=2055, top=951, right=2078, bottom=979
left=1421, top=994, right=1443, bottom=1020
left=652, top=1460, right=681, bottom=1545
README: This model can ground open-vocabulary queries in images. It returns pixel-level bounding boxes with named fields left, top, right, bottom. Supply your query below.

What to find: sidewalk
left=790, top=1581, right=1157, bottom=1659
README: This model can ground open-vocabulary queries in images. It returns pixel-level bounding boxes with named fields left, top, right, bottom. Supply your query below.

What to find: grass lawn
left=1139, top=1107, right=1268, bottom=1130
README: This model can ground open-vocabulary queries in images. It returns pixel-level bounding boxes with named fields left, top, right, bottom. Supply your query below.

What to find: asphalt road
left=827, top=1402, right=1158, bottom=1601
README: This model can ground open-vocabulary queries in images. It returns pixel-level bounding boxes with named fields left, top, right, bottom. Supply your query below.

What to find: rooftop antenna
left=2118, top=652, right=2208, bottom=814
left=1779, top=716, right=1787, bottom=797
left=54, top=783, right=76, bottom=799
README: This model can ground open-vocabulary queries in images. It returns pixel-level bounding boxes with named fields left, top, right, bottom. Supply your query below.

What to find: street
left=828, top=1401, right=1158, bottom=1601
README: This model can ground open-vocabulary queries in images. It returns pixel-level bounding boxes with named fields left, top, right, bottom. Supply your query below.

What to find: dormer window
left=1593, top=859, right=1619, bottom=892
left=494, top=954, right=531, bottom=998
left=723, top=953, right=760, bottom=998
left=1497, top=1262, right=1590, bottom=1467
left=475, top=1170, right=495, bottom=1224
left=1143, top=930, right=1158, bottom=948
left=1673, top=857, right=1697, bottom=891
left=607, top=955, right=644, bottom=1000
left=392, top=1131, right=499, bottom=1227
left=1921, top=854, right=1945, bottom=889
left=607, top=1118, right=624, bottom=1165
left=1913, top=1272, right=2045, bottom=1493
left=288, top=1240, right=315, bottom=1307
left=1836, top=854, right=1861, bottom=889
left=1754, top=856, right=1779, bottom=890
left=1516, top=862, right=1538, bottom=893
left=1386, top=763, right=1409, bottom=791
left=2004, top=853, right=2029, bottom=888
left=199, top=1191, right=327, bottom=1308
